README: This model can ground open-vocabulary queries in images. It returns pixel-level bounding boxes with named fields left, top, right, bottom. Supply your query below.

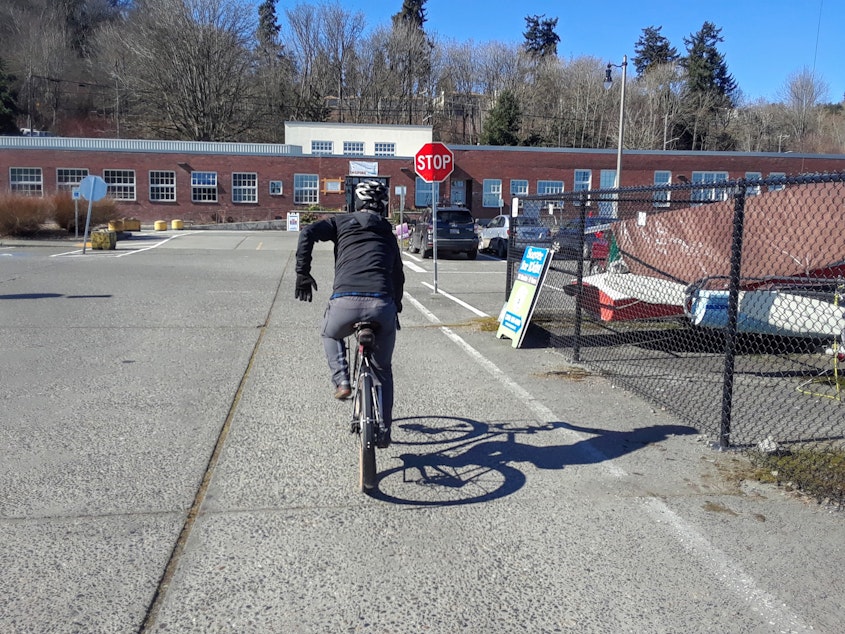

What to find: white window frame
left=482, top=179, right=503, bottom=208
left=269, top=180, right=283, bottom=196
left=57, top=168, right=88, bottom=192
left=10, top=167, right=43, bottom=196
left=104, top=169, right=136, bottom=201
left=744, top=172, right=762, bottom=196
left=653, top=170, right=671, bottom=207
left=311, top=140, right=333, bottom=155
left=149, top=170, right=176, bottom=202
left=414, top=177, right=433, bottom=208
left=536, top=180, right=564, bottom=195
left=293, top=173, right=319, bottom=205
left=343, top=141, right=365, bottom=156
left=768, top=172, right=786, bottom=191
left=691, top=171, right=729, bottom=203
left=191, top=171, right=218, bottom=203
left=573, top=169, right=592, bottom=206
left=510, top=179, right=529, bottom=197
left=374, top=142, right=395, bottom=157
left=232, top=172, right=258, bottom=204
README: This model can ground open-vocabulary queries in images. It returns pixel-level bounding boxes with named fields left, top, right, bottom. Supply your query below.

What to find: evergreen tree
left=682, top=22, right=737, bottom=104
left=632, top=26, right=679, bottom=77
left=480, top=90, right=521, bottom=146
left=523, top=14, right=559, bottom=58
left=392, top=0, right=427, bottom=30
left=0, top=57, right=20, bottom=135
left=257, top=0, right=282, bottom=58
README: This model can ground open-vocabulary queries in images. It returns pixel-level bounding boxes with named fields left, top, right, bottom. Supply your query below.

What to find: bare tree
left=778, top=67, right=829, bottom=152
left=317, top=2, right=364, bottom=123
left=114, top=0, right=259, bottom=141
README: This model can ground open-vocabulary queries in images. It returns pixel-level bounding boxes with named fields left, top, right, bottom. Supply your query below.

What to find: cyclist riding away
left=294, top=179, right=405, bottom=448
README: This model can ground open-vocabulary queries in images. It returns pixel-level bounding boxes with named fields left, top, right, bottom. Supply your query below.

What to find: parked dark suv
left=408, top=206, right=478, bottom=259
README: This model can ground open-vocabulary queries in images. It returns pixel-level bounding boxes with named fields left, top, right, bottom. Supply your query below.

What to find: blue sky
left=340, top=0, right=843, bottom=104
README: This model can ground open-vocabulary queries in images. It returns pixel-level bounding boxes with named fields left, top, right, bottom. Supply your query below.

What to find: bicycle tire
left=358, top=369, right=377, bottom=491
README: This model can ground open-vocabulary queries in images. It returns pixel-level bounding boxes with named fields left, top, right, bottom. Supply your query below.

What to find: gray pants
left=321, top=295, right=397, bottom=427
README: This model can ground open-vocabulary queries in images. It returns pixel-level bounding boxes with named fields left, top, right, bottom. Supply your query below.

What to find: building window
left=510, top=179, right=529, bottom=198
left=450, top=179, right=465, bottom=206
left=311, top=140, right=333, bottom=155
left=597, top=170, right=617, bottom=215
left=149, top=170, right=176, bottom=201
left=574, top=169, right=591, bottom=192
left=294, top=173, right=319, bottom=205
left=232, top=172, right=258, bottom=203
left=191, top=171, right=218, bottom=203
left=573, top=169, right=592, bottom=205
left=768, top=172, right=786, bottom=191
left=415, top=177, right=433, bottom=208
left=653, top=170, right=671, bottom=207
left=10, top=167, right=43, bottom=195
left=536, top=180, right=564, bottom=195
left=374, top=142, right=395, bottom=157
left=269, top=180, right=283, bottom=196
left=691, top=171, right=729, bottom=203
left=744, top=172, right=762, bottom=196
left=57, top=168, right=88, bottom=192
left=104, top=169, right=136, bottom=201
left=482, top=179, right=503, bottom=208
left=343, top=141, right=365, bottom=156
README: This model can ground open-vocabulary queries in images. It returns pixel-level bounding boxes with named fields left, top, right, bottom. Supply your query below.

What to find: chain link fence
left=507, top=173, right=845, bottom=508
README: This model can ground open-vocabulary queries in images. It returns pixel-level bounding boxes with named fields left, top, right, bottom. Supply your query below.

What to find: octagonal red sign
left=414, top=142, right=454, bottom=183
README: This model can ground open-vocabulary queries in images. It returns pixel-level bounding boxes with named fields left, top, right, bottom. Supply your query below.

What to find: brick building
left=2, top=122, right=844, bottom=224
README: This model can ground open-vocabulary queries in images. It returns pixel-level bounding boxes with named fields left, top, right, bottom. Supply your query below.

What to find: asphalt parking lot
left=1, top=229, right=843, bottom=633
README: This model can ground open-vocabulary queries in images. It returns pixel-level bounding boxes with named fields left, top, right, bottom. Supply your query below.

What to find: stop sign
left=414, top=142, right=454, bottom=183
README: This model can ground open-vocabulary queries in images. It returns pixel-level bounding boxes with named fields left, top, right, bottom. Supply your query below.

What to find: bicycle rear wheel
left=358, top=370, right=377, bottom=491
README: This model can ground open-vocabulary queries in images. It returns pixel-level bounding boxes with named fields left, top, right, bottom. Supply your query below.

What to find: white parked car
left=479, top=215, right=552, bottom=259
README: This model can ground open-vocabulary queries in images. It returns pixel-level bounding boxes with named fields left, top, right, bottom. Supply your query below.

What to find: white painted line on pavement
left=404, top=289, right=812, bottom=633
left=419, top=281, right=489, bottom=317
left=403, top=259, right=426, bottom=273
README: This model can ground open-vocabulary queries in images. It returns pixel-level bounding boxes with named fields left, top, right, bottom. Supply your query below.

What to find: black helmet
left=354, top=179, right=388, bottom=215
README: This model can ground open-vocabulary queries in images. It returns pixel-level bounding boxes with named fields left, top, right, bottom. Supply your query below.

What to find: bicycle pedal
left=349, top=421, right=360, bottom=434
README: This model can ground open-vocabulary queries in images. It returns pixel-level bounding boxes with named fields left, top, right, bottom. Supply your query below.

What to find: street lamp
left=603, top=55, right=627, bottom=190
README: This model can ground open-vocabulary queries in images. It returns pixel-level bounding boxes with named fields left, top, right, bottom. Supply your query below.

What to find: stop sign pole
left=414, top=143, right=454, bottom=294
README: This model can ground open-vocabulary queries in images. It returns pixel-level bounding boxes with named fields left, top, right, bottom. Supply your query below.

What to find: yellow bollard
left=122, top=218, right=141, bottom=231
left=154, top=220, right=167, bottom=231
left=91, top=230, right=117, bottom=250
left=171, top=219, right=184, bottom=230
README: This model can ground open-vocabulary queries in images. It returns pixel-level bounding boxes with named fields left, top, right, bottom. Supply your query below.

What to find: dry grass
left=0, top=193, right=120, bottom=237
left=52, top=192, right=119, bottom=232
left=0, top=193, right=54, bottom=236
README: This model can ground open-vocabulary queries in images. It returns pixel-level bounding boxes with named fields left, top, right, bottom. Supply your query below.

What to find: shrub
left=52, top=192, right=119, bottom=232
left=0, top=193, right=54, bottom=236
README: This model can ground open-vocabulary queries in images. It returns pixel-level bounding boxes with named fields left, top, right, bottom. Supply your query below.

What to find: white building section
left=284, top=121, right=432, bottom=158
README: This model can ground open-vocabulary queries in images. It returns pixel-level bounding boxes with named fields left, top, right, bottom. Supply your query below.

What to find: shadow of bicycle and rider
left=369, top=415, right=697, bottom=506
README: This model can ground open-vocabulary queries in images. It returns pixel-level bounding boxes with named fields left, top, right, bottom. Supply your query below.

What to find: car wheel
left=466, top=248, right=478, bottom=260
left=421, top=247, right=431, bottom=259
left=495, top=240, right=507, bottom=259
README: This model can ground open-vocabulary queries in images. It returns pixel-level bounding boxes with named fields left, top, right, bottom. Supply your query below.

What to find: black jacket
left=295, top=211, right=404, bottom=303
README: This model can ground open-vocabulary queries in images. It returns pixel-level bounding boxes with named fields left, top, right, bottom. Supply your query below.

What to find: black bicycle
left=349, top=321, right=387, bottom=491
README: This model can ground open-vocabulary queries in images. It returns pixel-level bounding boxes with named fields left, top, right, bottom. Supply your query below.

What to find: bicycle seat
left=353, top=321, right=379, bottom=349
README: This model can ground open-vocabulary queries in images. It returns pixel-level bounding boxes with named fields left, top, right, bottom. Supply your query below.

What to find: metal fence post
left=718, top=180, right=747, bottom=449
left=572, top=193, right=589, bottom=363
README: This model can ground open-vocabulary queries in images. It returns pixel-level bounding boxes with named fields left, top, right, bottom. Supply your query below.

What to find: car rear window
left=439, top=210, right=473, bottom=223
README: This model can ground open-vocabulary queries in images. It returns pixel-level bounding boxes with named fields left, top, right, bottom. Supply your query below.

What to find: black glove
left=396, top=299, right=403, bottom=314
left=295, top=273, right=318, bottom=302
